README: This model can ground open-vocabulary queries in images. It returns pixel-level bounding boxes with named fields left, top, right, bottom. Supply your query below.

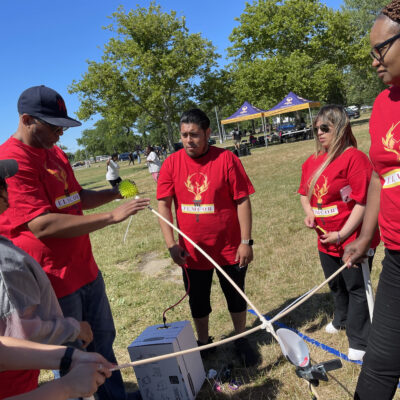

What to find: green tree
left=69, top=3, right=218, bottom=150
left=77, top=119, right=137, bottom=157
left=342, top=0, right=388, bottom=105
left=227, top=0, right=354, bottom=108
left=73, top=149, right=88, bottom=162
left=343, top=0, right=388, bottom=36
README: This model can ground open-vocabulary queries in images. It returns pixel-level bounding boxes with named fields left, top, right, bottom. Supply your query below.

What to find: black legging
left=319, top=251, right=373, bottom=350
left=355, top=249, right=400, bottom=399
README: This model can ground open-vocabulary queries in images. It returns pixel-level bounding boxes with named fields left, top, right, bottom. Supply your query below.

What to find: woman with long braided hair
left=344, top=0, right=400, bottom=398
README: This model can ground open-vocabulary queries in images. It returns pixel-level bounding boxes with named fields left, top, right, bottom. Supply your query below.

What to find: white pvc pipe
left=111, top=204, right=350, bottom=371
left=362, top=249, right=375, bottom=322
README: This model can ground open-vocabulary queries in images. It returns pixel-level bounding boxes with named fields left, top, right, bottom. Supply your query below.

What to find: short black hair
left=180, top=109, right=210, bottom=131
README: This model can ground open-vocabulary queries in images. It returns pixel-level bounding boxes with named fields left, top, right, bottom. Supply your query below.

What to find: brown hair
left=307, top=105, right=357, bottom=200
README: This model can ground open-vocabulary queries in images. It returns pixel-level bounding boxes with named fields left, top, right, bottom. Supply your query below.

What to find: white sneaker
left=348, top=348, right=365, bottom=361
left=325, top=322, right=340, bottom=334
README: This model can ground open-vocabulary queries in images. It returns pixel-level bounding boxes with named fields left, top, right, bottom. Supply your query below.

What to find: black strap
left=59, top=346, right=75, bottom=376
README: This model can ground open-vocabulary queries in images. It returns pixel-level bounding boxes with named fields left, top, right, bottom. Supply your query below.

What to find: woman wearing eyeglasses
left=299, top=105, right=380, bottom=362
left=343, top=1, right=400, bottom=398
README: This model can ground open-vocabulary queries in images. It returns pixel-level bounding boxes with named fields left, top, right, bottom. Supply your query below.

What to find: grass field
left=42, top=113, right=398, bottom=399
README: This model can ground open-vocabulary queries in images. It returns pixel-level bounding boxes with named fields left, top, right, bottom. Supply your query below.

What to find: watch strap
left=59, top=346, right=75, bottom=376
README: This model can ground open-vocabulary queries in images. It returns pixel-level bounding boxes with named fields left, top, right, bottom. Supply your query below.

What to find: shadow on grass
left=350, top=118, right=369, bottom=128
left=121, top=293, right=333, bottom=399
left=203, top=292, right=334, bottom=373
left=80, top=180, right=107, bottom=189
left=245, top=291, right=334, bottom=345
left=189, top=292, right=334, bottom=398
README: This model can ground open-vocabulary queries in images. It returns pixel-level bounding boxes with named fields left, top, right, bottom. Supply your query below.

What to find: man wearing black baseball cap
left=0, top=86, right=149, bottom=400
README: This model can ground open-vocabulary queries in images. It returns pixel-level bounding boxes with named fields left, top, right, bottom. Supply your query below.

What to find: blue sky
left=1, top=0, right=341, bottom=152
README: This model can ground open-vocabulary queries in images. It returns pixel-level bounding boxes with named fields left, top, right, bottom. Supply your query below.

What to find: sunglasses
left=314, top=124, right=331, bottom=134
left=370, top=32, right=400, bottom=63
left=35, top=118, right=69, bottom=133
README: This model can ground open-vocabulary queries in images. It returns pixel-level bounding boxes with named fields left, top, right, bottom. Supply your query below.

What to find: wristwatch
left=59, top=347, right=75, bottom=376
left=241, top=239, right=254, bottom=246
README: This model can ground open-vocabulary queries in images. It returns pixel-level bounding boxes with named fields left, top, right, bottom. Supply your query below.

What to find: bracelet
left=59, top=347, right=75, bottom=376
left=337, top=232, right=341, bottom=245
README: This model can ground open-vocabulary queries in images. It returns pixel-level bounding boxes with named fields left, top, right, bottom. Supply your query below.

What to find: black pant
left=319, top=251, right=372, bottom=350
left=182, top=265, right=248, bottom=319
left=355, top=249, right=400, bottom=399
left=108, top=177, right=122, bottom=187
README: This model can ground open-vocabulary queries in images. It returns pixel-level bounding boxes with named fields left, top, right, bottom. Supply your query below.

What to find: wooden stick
left=111, top=206, right=350, bottom=372
left=123, top=216, right=133, bottom=243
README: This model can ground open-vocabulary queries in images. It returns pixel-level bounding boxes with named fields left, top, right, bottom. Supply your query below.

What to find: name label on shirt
left=55, top=191, right=81, bottom=209
left=382, top=168, right=400, bottom=189
left=312, top=205, right=338, bottom=217
left=181, top=204, right=215, bottom=214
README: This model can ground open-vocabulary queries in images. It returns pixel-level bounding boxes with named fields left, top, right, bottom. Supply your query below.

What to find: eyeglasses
left=35, top=118, right=69, bottom=133
left=370, top=32, right=400, bottom=63
left=314, top=124, right=331, bottom=134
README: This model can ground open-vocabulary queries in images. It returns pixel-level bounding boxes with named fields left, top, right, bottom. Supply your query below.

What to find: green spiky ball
left=119, top=180, right=139, bottom=199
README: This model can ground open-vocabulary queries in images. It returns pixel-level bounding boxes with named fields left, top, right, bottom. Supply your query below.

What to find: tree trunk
left=165, top=118, right=175, bottom=152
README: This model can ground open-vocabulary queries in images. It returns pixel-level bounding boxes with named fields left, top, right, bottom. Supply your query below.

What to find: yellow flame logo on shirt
left=382, top=121, right=400, bottom=160
left=45, top=161, right=69, bottom=191
left=313, top=176, right=329, bottom=206
left=185, top=173, right=209, bottom=201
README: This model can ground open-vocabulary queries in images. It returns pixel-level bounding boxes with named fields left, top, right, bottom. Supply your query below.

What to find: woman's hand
left=320, top=231, right=340, bottom=244
left=77, top=322, right=93, bottom=349
left=304, top=213, right=315, bottom=228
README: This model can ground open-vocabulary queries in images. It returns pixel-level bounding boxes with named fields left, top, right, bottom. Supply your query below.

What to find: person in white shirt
left=105, top=153, right=121, bottom=187
left=146, top=146, right=161, bottom=182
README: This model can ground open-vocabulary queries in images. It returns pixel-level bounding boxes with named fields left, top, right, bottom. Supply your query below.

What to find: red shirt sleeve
left=7, top=158, right=51, bottom=228
left=226, top=152, right=255, bottom=200
left=346, top=150, right=373, bottom=205
left=157, top=155, right=175, bottom=200
left=298, top=162, right=308, bottom=196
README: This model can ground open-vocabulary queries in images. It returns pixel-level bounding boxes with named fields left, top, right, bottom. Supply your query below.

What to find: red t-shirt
left=0, top=138, right=98, bottom=298
left=0, top=370, right=39, bottom=399
left=369, top=86, right=400, bottom=250
left=299, top=147, right=380, bottom=256
left=157, top=146, right=255, bottom=270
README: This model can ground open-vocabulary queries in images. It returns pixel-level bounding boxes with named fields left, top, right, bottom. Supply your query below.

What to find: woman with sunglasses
left=299, top=105, right=380, bottom=361
left=343, top=1, right=400, bottom=398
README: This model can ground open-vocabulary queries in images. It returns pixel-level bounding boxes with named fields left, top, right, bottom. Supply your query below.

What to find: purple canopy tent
left=263, top=92, right=321, bottom=128
left=220, top=101, right=268, bottom=144
left=221, top=101, right=267, bottom=125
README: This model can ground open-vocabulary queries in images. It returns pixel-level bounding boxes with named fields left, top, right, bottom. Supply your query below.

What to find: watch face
left=249, top=239, right=254, bottom=246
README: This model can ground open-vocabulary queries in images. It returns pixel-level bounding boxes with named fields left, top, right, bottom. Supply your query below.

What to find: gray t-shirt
left=0, top=235, right=80, bottom=344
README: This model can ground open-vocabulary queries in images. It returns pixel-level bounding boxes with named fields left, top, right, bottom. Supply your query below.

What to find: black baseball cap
left=0, top=159, right=18, bottom=180
left=17, top=85, right=81, bottom=128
